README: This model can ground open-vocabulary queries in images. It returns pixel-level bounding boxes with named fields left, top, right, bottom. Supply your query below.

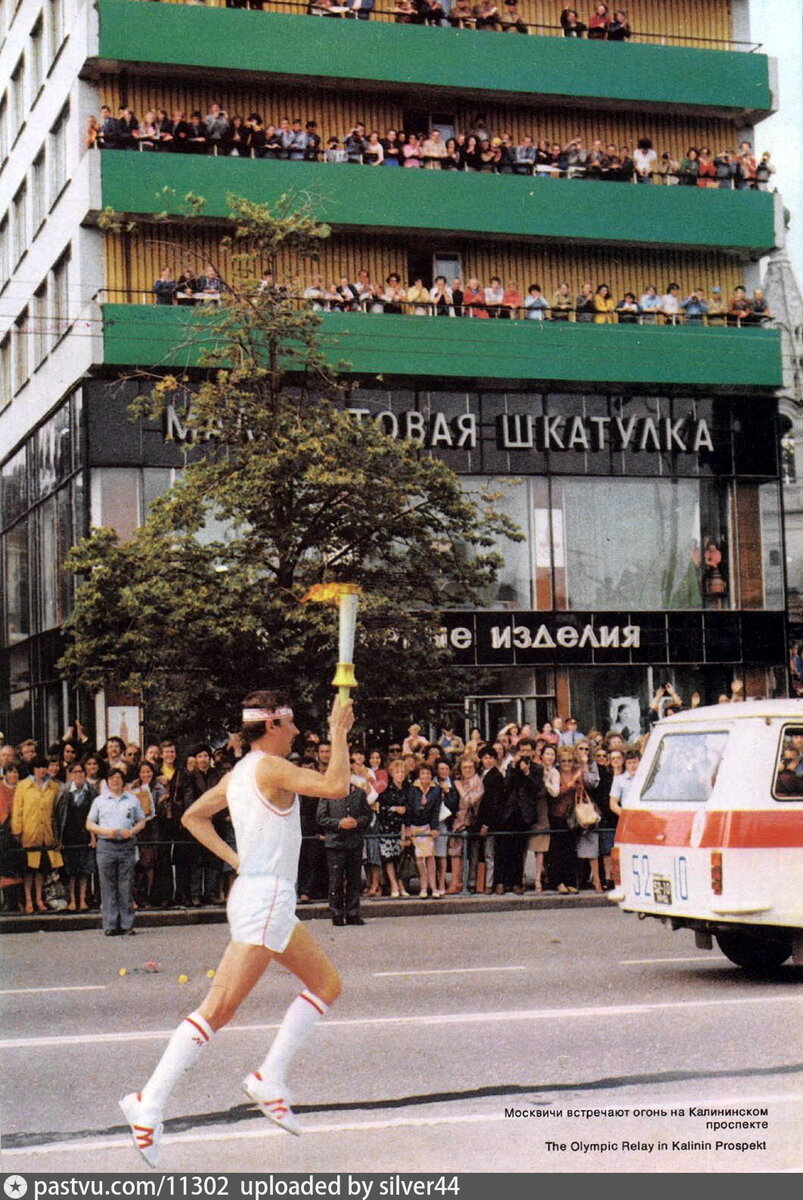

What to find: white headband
left=242, top=707, right=293, bottom=722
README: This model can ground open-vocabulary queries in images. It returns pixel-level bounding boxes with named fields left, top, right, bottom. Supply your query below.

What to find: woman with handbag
left=378, top=759, right=413, bottom=898
left=404, top=765, right=441, bottom=897
left=446, top=758, right=483, bottom=894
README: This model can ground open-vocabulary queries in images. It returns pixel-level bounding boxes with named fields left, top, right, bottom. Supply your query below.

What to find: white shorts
left=226, top=874, right=300, bottom=953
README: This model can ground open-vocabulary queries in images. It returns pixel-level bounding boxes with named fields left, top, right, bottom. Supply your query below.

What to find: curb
left=0, top=892, right=611, bottom=934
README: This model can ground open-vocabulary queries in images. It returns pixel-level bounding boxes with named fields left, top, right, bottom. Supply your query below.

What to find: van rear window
left=773, top=726, right=803, bottom=800
left=641, top=731, right=729, bottom=803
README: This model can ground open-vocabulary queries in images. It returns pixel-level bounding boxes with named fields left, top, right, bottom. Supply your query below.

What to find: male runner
left=119, top=689, right=353, bottom=1166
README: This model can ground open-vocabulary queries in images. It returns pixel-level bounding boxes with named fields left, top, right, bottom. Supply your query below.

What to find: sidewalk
left=0, top=890, right=610, bottom=934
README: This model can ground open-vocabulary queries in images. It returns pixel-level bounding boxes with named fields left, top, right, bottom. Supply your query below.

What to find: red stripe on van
left=616, top=809, right=803, bottom=849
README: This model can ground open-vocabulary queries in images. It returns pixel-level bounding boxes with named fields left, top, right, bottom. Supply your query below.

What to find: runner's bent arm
left=181, top=772, right=239, bottom=870
left=258, top=697, right=353, bottom=802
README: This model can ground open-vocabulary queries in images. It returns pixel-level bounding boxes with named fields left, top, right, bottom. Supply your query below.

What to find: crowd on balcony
left=149, top=266, right=773, bottom=327
left=87, top=106, right=775, bottom=191
left=222, top=1, right=636, bottom=40
left=0, top=680, right=769, bottom=925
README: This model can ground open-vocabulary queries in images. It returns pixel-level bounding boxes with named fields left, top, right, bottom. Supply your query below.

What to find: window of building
left=10, top=56, right=24, bottom=137
left=545, top=477, right=731, bottom=612
left=32, top=283, right=47, bottom=367
left=47, top=0, right=64, bottom=63
left=0, top=216, right=8, bottom=290
left=36, top=402, right=72, bottom=498
left=1, top=445, right=28, bottom=527
left=0, top=94, right=8, bottom=166
left=90, top=468, right=141, bottom=542
left=13, top=307, right=28, bottom=392
left=459, top=476, right=533, bottom=609
left=49, top=104, right=68, bottom=204
left=51, top=247, right=69, bottom=345
left=0, top=334, right=11, bottom=412
left=12, top=183, right=27, bottom=265
left=30, top=15, right=44, bottom=102
left=31, top=148, right=46, bottom=233
left=4, top=517, right=31, bottom=644
left=38, top=484, right=73, bottom=629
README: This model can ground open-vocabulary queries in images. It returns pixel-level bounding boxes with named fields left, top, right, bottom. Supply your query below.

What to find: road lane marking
left=5, top=1092, right=803, bottom=1160
left=0, top=986, right=107, bottom=995
left=1, top=993, right=799, bottom=1051
left=619, top=958, right=717, bottom=965
left=374, top=967, right=528, bottom=977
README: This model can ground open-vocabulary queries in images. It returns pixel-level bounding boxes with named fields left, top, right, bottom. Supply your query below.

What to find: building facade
left=0, top=0, right=798, bottom=745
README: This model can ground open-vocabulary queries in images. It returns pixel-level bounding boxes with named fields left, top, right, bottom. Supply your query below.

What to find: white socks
left=140, top=1010, right=215, bottom=1111
left=257, top=990, right=328, bottom=1084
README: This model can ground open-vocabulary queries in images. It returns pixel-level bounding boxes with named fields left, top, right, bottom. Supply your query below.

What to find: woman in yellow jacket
left=593, top=283, right=616, bottom=323
left=11, top=758, right=63, bottom=913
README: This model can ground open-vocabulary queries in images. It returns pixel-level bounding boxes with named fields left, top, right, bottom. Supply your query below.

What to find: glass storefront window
left=4, top=518, right=30, bottom=644
left=546, top=478, right=730, bottom=611
left=1, top=447, right=28, bottom=529
left=759, top=482, right=784, bottom=610
left=36, top=402, right=73, bottom=500
left=460, top=476, right=533, bottom=609
left=90, top=468, right=141, bottom=541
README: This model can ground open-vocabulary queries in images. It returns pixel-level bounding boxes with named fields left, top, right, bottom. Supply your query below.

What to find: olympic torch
left=301, top=583, right=362, bottom=700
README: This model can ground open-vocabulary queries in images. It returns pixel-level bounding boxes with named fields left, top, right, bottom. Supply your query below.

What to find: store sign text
left=498, top=414, right=713, bottom=453
left=438, top=623, right=641, bottom=651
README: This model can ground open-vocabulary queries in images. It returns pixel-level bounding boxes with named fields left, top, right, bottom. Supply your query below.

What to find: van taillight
left=611, top=847, right=621, bottom=885
left=710, top=851, right=723, bottom=895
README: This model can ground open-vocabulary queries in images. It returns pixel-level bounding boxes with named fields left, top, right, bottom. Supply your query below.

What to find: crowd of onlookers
left=87, top=104, right=774, bottom=192
left=0, top=679, right=773, bottom=925
left=149, top=265, right=773, bottom=328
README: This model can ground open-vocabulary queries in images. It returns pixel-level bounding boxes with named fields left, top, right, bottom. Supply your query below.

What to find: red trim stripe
left=258, top=794, right=297, bottom=818
left=300, top=990, right=326, bottom=1015
left=184, top=1016, right=211, bottom=1043
left=616, top=809, right=803, bottom=849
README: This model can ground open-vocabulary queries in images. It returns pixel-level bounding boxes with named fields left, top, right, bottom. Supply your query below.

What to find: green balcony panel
left=101, top=305, right=783, bottom=389
left=96, top=1, right=773, bottom=117
left=99, top=153, right=779, bottom=254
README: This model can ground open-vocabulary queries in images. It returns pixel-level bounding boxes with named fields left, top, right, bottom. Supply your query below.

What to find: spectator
left=747, top=288, right=771, bottom=324
left=609, top=748, right=641, bottom=816
left=434, top=759, right=460, bottom=893
left=756, top=151, right=774, bottom=190
left=657, top=150, right=679, bottom=184
left=707, top=285, right=727, bottom=324
left=547, top=749, right=582, bottom=893
left=680, top=288, right=709, bottom=325
left=153, top=268, right=177, bottom=306
left=587, top=2, right=610, bottom=38
left=449, top=0, right=475, bottom=25
left=552, top=281, right=573, bottom=320
left=57, top=762, right=97, bottom=912
left=661, top=281, right=681, bottom=323
left=696, top=146, right=717, bottom=187
left=615, top=291, right=641, bottom=323
left=560, top=7, right=587, bottom=35
left=559, top=717, right=585, bottom=746
left=575, top=281, right=595, bottom=322
left=422, top=128, right=447, bottom=168
left=12, top=757, right=63, bottom=913
left=381, top=129, right=403, bottom=167
left=495, top=745, right=541, bottom=894
left=501, top=0, right=528, bottom=33
left=728, top=285, right=752, bottom=325
left=131, top=760, right=164, bottom=908
left=534, top=744, right=559, bottom=891
left=362, top=131, right=384, bottom=166
left=86, top=767, right=145, bottom=936
left=593, top=283, right=615, bottom=323
left=430, top=276, right=453, bottom=317
left=402, top=133, right=423, bottom=168
left=633, top=137, right=656, bottom=183
left=404, top=764, right=442, bottom=897
left=607, top=8, right=631, bottom=39
left=0, top=763, right=23, bottom=910
left=714, top=149, right=736, bottom=189
left=524, top=284, right=549, bottom=320
left=316, top=768, right=372, bottom=926
left=474, top=0, right=501, bottom=29
left=378, top=759, right=414, bottom=898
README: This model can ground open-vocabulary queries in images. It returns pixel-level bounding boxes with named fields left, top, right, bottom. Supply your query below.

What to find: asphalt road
left=1, top=908, right=801, bottom=1174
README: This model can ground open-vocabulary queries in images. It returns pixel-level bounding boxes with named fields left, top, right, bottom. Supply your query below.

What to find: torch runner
left=301, top=583, right=362, bottom=700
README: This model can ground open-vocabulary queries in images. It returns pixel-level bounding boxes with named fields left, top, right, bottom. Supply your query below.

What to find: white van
left=610, top=699, right=803, bottom=970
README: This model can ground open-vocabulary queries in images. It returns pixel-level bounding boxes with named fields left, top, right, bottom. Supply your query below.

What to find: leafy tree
left=60, top=193, right=521, bottom=741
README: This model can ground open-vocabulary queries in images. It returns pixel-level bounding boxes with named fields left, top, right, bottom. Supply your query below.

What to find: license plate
left=652, top=876, right=672, bottom=904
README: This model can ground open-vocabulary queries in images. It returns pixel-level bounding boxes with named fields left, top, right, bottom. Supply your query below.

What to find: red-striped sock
left=256, top=990, right=328, bottom=1084
left=140, top=1010, right=214, bottom=1110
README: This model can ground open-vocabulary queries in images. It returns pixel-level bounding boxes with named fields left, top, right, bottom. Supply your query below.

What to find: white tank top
left=227, top=750, right=301, bottom=882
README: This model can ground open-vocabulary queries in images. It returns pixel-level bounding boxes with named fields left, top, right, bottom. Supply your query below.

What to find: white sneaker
left=119, top=1091, right=164, bottom=1167
left=243, top=1071, right=301, bottom=1136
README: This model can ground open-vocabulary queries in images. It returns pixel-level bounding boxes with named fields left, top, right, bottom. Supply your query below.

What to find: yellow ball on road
left=118, top=968, right=127, bottom=976
left=178, top=974, right=189, bottom=984
left=206, top=969, right=216, bottom=978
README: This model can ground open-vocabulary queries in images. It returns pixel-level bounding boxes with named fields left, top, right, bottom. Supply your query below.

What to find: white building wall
left=0, top=0, right=101, bottom=448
